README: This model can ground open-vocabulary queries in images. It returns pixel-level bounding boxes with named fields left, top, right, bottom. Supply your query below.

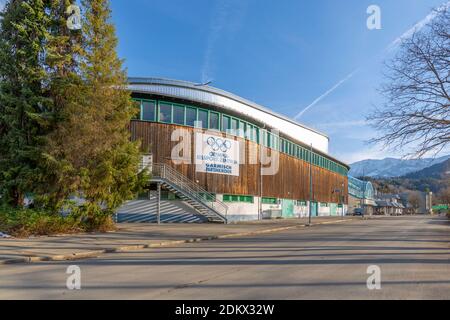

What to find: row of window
left=134, top=99, right=348, bottom=176
left=157, top=190, right=341, bottom=208
left=136, top=99, right=260, bottom=143
left=261, top=197, right=278, bottom=204
left=223, top=194, right=255, bottom=203
left=262, top=199, right=312, bottom=207
left=223, top=195, right=336, bottom=208
left=261, top=130, right=346, bottom=175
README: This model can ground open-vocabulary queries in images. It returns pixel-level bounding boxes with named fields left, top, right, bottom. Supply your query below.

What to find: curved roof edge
left=128, top=77, right=329, bottom=140
left=128, top=77, right=350, bottom=170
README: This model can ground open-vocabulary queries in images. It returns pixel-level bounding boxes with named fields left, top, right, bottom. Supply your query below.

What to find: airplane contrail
left=294, top=69, right=359, bottom=120
left=386, top=1, right=450, bottom=52
left=294, top=1, right=450, bottom=120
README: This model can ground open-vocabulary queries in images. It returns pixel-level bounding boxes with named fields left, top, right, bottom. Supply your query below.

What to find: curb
left=0, top=218, right=353, bottom=265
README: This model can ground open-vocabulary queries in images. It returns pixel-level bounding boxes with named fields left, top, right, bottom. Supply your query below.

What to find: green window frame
left=141, top=99, right=156, bottom=122
left=158, top=102, right=172, bottom=123
left=172, top=104, right=185, bottom=125
left=262, top=197, right=278, bottom=204
left=223, top=195, right=237, bottom=202
left=252, top=126, right=259, bottom=143
left=266, top=132, right=272, bottom=148
left=245, top=124, right=253, bottom=141
left=272, top=135, right=278, bottom=150
left=209, top=112, right=220, bottom=131
left=185, top=107, right=197, bottom=127
left=223, top=194, right=254, bottom=203
left=239, top=121, right=246, bottom=138
left=222, top=115, right=231, bottom=132
left=231, top=118, right=239, bottom=133
left=197, top=109, right=208, bottom=129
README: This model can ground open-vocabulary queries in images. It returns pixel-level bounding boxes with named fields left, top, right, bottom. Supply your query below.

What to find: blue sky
left=109, top=1, right=448, bottom=163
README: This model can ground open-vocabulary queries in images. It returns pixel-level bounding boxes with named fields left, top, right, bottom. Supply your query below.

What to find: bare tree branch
left=369, top=7, right=450, bottom=158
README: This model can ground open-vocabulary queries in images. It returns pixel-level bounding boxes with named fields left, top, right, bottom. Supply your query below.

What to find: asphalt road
left=0, top=216, right=449, bottom=300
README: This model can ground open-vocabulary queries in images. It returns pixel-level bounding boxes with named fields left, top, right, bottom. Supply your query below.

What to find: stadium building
left=117, top=78, right=350, bottom=223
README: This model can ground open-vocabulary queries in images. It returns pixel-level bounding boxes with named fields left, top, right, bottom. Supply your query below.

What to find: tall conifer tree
left=1, top=0, right=145, bottom=219
left=44, top=0, right=145, bottom=216
left=36, top=0, right=84, bottom=209
left=0, top=0, right=49, bottom=207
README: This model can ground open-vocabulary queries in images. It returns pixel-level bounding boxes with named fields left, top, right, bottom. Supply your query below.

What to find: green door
left=310, top=202, right=318, bottom=217
left=282, top=199, right=295, bottom=218
left=330, top=203, right=338, bottom=216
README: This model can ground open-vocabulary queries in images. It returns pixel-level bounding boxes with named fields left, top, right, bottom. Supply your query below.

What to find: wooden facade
left=130, top=120, right=348, bottom=204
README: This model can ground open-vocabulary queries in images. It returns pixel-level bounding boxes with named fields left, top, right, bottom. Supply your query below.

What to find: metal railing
left=148, top=163, right=228, bottom=221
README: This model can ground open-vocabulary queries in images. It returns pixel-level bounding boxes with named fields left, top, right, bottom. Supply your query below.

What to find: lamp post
left=362, top=167, right=366, bottom=216
left=341, top=182, right=345, bottom=217
left=259, top=125, right=267, bottom=221
left=308, top=144, right=313, bottom=226
left=333, top=182, right=345, bottom=217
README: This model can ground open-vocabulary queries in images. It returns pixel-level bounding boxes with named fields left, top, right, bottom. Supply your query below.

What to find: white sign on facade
left=195, top=133, right=240, bottom=176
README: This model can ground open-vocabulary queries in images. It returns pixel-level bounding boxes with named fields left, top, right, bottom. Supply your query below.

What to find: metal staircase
left=149, top=163, right=228, bottom=224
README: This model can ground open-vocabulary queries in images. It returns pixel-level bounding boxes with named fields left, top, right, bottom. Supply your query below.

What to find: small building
left=375, top=194, right=405, bottom=216
left=348, top=176, right=376, bottom=215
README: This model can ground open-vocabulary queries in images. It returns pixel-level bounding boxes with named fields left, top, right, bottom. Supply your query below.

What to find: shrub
left=0, top=205, right=116, bottom=238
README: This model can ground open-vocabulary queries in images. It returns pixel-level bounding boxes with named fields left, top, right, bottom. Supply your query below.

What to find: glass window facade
left=231, top=118, right=238, bottom=132
left=133, top=99, right=348, bottom=176
left=198, top=110, right=208, bottom=129
left=159, top=103, right=172, bottom=123
left=209, top=112, right=220, bottom=130
left=185, top=107, right=197, bottom=127
left=142, top=100, right=156, bottom=121
left=172, top=104, right=185, bottom=125
left=222, top=115, right=230, bottom=132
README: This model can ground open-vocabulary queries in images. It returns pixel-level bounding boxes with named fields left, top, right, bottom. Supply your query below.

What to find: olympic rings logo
left=207, top=137, right=232, bottom=152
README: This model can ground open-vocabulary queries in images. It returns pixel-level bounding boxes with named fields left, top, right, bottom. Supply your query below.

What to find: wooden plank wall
left=130, top=121, right=348, bottom=204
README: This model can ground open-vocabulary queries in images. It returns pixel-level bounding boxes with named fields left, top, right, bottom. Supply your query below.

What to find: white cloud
left=0, top=0, right=5, bottom=11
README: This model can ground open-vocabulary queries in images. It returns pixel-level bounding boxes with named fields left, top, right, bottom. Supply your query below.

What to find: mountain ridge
left=349, top=155, right=450, bottom=178
left=403, top=159, right=450, bottom=180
